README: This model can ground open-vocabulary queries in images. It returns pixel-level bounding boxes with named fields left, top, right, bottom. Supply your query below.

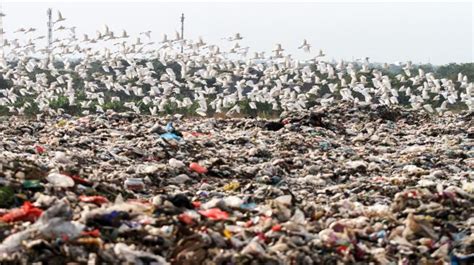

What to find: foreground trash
left=0, top=104, right=473, bottom=263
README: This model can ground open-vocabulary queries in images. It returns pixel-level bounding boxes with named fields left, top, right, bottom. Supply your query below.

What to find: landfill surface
left=0, top=103, right=473, bottom=264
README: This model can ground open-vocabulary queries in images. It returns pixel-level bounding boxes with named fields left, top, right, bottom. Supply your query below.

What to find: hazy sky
left=1, top=1, right=473, bottom=64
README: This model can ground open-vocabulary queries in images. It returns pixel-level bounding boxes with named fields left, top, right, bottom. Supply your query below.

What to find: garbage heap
left=0, top=103, right=473, bottom=264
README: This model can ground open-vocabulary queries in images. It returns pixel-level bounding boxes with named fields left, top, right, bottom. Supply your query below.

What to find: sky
left=0, top=1, right=472, bottom=65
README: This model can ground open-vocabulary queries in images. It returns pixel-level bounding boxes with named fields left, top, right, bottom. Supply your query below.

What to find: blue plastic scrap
left=160, top=132, right=182, bottom=141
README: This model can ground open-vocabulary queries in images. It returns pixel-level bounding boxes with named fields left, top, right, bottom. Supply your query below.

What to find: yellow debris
left=223, top=229, right=232, bottom=239
left=223, top=181, right=240, bottom=192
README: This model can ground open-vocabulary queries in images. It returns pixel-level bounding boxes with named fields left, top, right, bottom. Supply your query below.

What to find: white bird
left=121, top=30, right=129, bottom=38
left=316, top=49, right=325, bottom=57
left=140, top=30, right=152, bottom=39
left=0, top=9, right=467, bottom=121
left=149, top=106, right=157, bottom=115
left=273, top=43, right=284, bottom=52
left=160, top=33, right=169, bottom=43
left=55, top=11, right=66, bottom=23
left=135, top=37, right=143, bottom=45
left=423, top=104, right=434, bottom=113
left=298, top=39, right=311, bottom=53
left=227, top=33, right=243, bottom=41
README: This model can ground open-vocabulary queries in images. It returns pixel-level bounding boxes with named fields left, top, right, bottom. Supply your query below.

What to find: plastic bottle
left=124, top=178, right=145, bottom=191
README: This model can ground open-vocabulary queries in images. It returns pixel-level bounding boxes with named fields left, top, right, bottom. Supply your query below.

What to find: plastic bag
left=114, top=243, right=169, bottom=265
left=198, top=208, right=229, bottom=220
left=160, top=132, right=182, bottom=141
left=0, top=201, right=43, bottom=223
left=0, top=229, right=35, bottom=255
left=46, top=172, right=75, bottom=188
left=36, top=218, right=85, bottom=240
left=222, top=196, right=243, bottom=208
left=169, top=158, right=185, bottom=168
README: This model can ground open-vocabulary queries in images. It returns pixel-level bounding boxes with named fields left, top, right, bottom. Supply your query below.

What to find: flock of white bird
left=0, top=10, right=472, bottom=117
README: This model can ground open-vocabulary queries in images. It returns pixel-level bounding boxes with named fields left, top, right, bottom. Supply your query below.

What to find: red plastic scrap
left=354, top=246, right=366, bottom=259
left=271, top=224, right=282, bottom=232
left=245, top=220, right=253, bottom=227
left=336, top=245, right=350, bottom=255
left=198, top=208, right=229, bottom=220
left=178, top=213, right=194, bottom=225
left=0, top=201, right=43, bottom=223
left=59, top=171, right=92, bottom=186
left=79, top=195, right=109, bottom=205
left=81, top=229, right=100, bottom=237
left=192, top=201, right=201, bottom=208
left=404, top=190, right=418, bottom=198
left=61, top=234, right=70, bottom=241
left=256, top=232, right=266, bottom=241
left=35, top=145, right=46, bottom=154
left=189, top=162, right=208, bottom=174
left=66, top=174, right=92, bottom=186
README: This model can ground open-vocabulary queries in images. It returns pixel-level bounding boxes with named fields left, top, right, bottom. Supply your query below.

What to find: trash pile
left=0, top=103, right=473, bottom=264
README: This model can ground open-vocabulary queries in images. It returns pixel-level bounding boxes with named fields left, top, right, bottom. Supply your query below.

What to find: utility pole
left=180, top=13, right=184, bottom=53
left=0, top=5, right=5, bottom=62
left=47, top=8, right=53, bottom=51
